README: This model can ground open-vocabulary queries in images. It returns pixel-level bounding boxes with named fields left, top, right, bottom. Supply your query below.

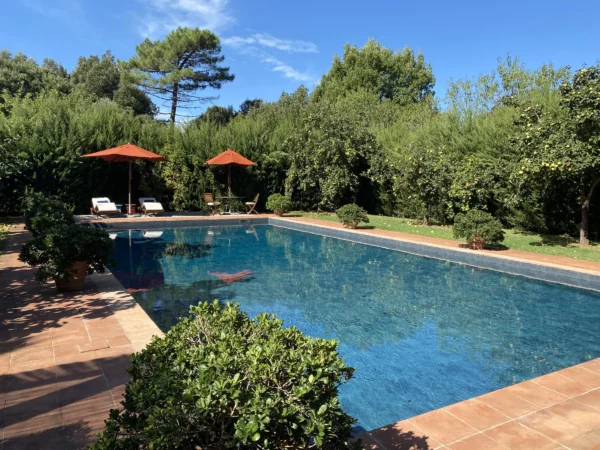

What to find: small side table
left=125, top=204, right=137, bottom=215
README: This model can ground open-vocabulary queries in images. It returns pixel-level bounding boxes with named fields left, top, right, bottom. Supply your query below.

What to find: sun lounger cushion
left=143, top=202, right=163, bottom=211
left=96, top=203, right=118, bottom=212
left=92, top=197, right=118, bottom=214
left=139, top=197, right=164, bottom=212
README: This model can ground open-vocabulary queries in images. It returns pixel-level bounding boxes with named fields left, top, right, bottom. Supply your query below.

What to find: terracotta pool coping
left=2, top=220, right=599, bottom=448
left=357, top=360, right=600, bottom=449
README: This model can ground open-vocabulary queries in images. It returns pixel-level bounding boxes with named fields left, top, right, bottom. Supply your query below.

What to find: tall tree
left=312, top=39, right=435, bottom=106
left=71, top=51, right=120, bottom=99
left=71, top=51, right=156, bottom=116
left=123, top=27, right=234, bottom=123
left=196, top=105, right=235, bottom=126
left=0, top=50, right=69, bottom=99
left=513, top=65, right=600, bottom=245
left=239, top=98, right=263, bottom=115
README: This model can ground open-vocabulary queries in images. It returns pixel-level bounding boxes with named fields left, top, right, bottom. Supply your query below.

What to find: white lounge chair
left=139, top=197, right=164, bottom=216
left=143, top=230, right=163, bottom=238
left=91, top=197, right=119, bottom=217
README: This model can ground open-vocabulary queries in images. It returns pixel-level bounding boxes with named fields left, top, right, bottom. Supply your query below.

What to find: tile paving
left=1, top=218, right=600, bottom=449
left=0, top=225, right=162, bottom=449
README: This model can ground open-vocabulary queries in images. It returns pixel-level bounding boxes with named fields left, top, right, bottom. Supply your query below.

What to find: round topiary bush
left=453, top=209, right=505, bottom=250
left=266, top=193, right=292, bottom=216
left=91, top=301, right=362, bottom=450
left=23, top=191, right=74, bottom=237
left=336, top=204, right=369, bottom=229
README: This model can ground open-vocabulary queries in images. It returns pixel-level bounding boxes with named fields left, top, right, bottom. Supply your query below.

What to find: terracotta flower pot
left=344, top=223, right=359, bottom=229
left=275, top=210, right=285, bottom=216
left=54, top=260, right=88, bottom=291
left=468, top=236, right=486, bottom=250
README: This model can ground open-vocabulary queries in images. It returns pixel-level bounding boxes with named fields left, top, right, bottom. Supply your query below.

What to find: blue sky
left=1, top=0, right=599, bottom=116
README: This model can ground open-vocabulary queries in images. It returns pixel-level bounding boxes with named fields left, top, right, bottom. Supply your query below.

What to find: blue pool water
left=109, top=225, right=600, bottom=431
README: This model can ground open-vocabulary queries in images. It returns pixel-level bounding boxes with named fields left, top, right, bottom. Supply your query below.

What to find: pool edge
left=269, top=217, right=600, bottom=292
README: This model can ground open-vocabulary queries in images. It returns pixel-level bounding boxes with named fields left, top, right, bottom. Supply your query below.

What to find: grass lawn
left=292, top=212, right=600, bottom=263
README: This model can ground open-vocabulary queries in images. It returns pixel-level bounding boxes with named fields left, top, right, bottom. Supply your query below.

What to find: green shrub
left=453, top=209, right=505, bottom=249
left=265, top=193, right=292, bottom=216
left=92, top=301, right=362, bottom=450
left=23, top=191, right=74, bottom=237
left=336, top=204, right=369, bottom=228
left=19, top=224, right=114, bottom=282
left=227, top=199, right=245, bottom=213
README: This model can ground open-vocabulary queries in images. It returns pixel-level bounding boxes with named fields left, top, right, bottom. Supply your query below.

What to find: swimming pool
left=109, top=225, right=600, bottom=431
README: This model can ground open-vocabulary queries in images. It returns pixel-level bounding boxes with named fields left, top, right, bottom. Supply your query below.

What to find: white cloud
left=262, top=56, right=314, bottom=83
left=140, top=0, right=234, bottom=37
left=222, top=33, right=318, bottom=53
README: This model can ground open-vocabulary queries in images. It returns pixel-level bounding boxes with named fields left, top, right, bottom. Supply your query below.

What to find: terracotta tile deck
left=0, top=225, right=162, bottom=449
left=2, top=217, right=600, bottom=449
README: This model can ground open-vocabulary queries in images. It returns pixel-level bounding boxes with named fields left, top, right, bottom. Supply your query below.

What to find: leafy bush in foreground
left=453, top=209, right=505, bottom=249
left=23, top=191, right=74, bottom=236
left=92, top=301, right=362, bottom=450
left=336, top=204, right=369, bottom=229
left=266, top=193, right=292, bottom=216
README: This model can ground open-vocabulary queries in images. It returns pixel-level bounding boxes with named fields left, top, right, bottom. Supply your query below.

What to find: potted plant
left=336, top=204, right=369, bottom=229
left=266, top=193, right=292, bottom=216
left=23, top=191, right=74, bottom=237
left=19, top=224, right=114, bottom=291
left=453, top=209, right=505, bottom=250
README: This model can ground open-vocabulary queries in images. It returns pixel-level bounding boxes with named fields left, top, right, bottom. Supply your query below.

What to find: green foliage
left=71, top=51, right=156, bottom=116
left=71, top=51, right=120, bottom=99
left=446, top=55, right=570, bottom=116
left=123, top=27, right=234, bottom=122
left=0, top=50, right=70, bottom=103
left=1, top=39, right=594, bottom=245
left=336, top=204, right=369, bottom=228
left=453, top=209, right=505, bottom=247
left=18, top=224, right=114, bottom=282
left=512, top=64, right=600, bottom=244
left=197, top=104, right=236, bottom=125
left=91, top=301, right=361, bottom=450
left=403, top=147, right=454, bottom=225
left=239, top=98, right=263, bottom=115
left=313, top=39, right=435, bottom=107
left=23, top=191, right=74, bottom=237
left=265, top=193, right=292, bottom=215
left=284, top=103, right=384, bottom=211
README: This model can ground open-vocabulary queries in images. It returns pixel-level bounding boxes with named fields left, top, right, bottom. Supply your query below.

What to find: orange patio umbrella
left=82, top=144, right=167, bottom=214
left=205, top=149, right=255, bottom=195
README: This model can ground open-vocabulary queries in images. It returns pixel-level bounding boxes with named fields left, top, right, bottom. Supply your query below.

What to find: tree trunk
left=581, top=191, right=590, bottom=246
left=170, top=82, right=179, bottom=123
left=424, top=204, right=431, bottom=226
left=580, top=178, right=600, bottom=246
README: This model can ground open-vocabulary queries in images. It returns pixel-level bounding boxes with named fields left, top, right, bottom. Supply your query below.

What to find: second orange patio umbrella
left=82, top=144, right=167, bottom=214
left=205, top=149, right=255, bottom=195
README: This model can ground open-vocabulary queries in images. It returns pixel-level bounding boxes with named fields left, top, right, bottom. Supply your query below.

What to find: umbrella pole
left=228, top=165, right=232, bottom=196
left=128, top=159, right=132, bottom=215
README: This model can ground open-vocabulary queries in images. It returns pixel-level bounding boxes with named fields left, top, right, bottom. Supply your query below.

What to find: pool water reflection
left=109, top=225, right=600, bottom=430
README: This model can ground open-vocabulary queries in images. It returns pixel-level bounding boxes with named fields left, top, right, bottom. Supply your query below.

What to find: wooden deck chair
left=245, top=193, right=259, bottom=215
left=203, top=193, right=221, bottom=215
